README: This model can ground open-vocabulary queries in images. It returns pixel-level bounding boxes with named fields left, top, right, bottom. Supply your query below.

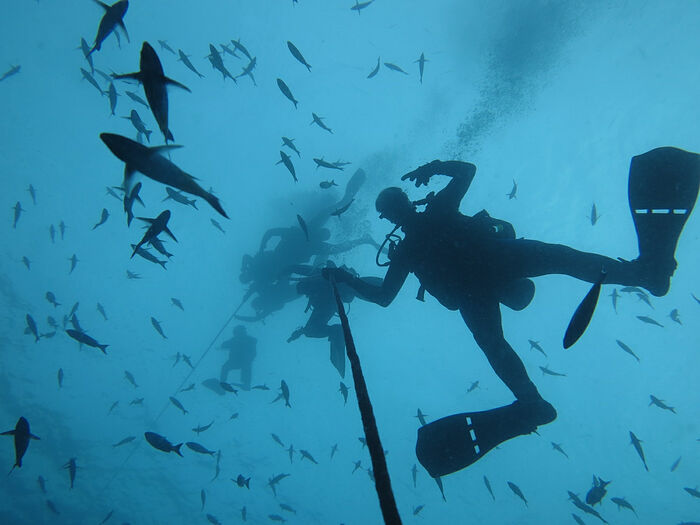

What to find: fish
left=168, top=298, right=184, bottom=312
left=629, top=431, right=648, bottom=471
left=670, top=456, right=681, bottom=472
left=93, top=208, right=110, bottom=230
left=106, top=186, right=121, bottom=200
left=211, top=219, right=225, bottom=233
left=230, top=38, right=253, bottom=60
left=287, top=41, right=311, bottom=71
left=414, top=52, right=427, bottom=83
left=252, top=384, right=269, bottom=390
left=271, top=380, right=291, bottom=407
left=125, top=90, right=149, bottom=108
left=12, top=201, right=23, bottom=228
left=241, top=506, right=247, bottom=521
left=572, top=514, right=585, bottom=525
left=149, top=238, right=173, bottom=259
left=206, top=514, right=221, bottom=525
left=182, top=354, right=194, bottom=368
left=505, top=180, right=518, bottom=199
left=551, top=442, right=569, bottom=458
left=107, top=401, right=119, bottom=415
left=351, top=0, right=375, bottom=15
left=112, top=42, right=191, bottom=142
left=27, top=184, right=36, bottom=205
left=80, top=67, right=106, bottom=96
left=300, top=449, right=318, bottom=464
left=636, top=315, right=663, bottom=327
left=352, top=459, right=362, bottom=473
left=413, top=505, right=425, bottom=516
left=313, top=157, right=344, bottom=170
left=649, top=394, right=675, bottom=413
left=310, top=112, right=332, bottom=133
left=568, top=491, right=608, bottom=523
left=692, top=292, right=700, bottom=305
left=107, top=82, right=118, bottom=115
left=186, top=441, right=216, bottom=456
left=615, top=339, right=639, bottom=361
left=100, top=134, right=227, bottom=217
left=320, top=180, right=338, bottom=189
left=124, top=110, right=152, bottom=143
left=669, top=308, right=681, bottom=325
left=234, top=474, right=250, bottom=488
left=276, top=151, right=297, bottom=182
left=589, top=203, right=600, bottom=225
left=235, top=56, right=257, bottom=85
left=269, top=515, right=287, bottom=523
left=68, top=254, right=79, bottom=273
left=158, top=40, right=176, bottom=55
left=331, top=198, right=354, bottom=218
left=59, top=220, right=66, bottom=239
left=96, top=302, right=108, bottom=321
left=507, top=481, right=527, bottom=506
left=0, top=65, right=21, bottom=82
left=163, top=187, right=198, bottom=209
left=126, top=270, right=141, bottom=279
left=206, top=44, right=236, bottom=82
left=22, top=256, right=30, bottom=270
left=611, top=496, right=637, bottom=515
left=636, top=291, right=653, bottom=308
left=69, top=313, right=83, bottom=332
left=384, top=62, right=408, bottom=74
left=220, top=43, right=236, bottom=57
left=563, top=271, right=606, bottom=348
left=586, top=476, right=611, bottom=506
left=684, top=487, right=700, bottom=498
left=130, top=397, right=144, bottom=406
left=339, top=381, right=349, bottom=404
left=131, top=245, right=167, bottom=269
left=64, top=458, right=77, bottom=488
left=281, top=136, right=300, bottom=157
left=132, top=211, right=177, bottom=258
left=37, top=475, right=47, bottom=494
left=46, top=500, right=60, bottom=515
left=177, top=49, right=204, bottom=78
left=179, top=383, right=195, bottom=393
left=200, top=489, right=206, bottom=510
left=268, top=473, right=290, bottom=496
left=144, top=431, right=182, bottom=456
left=277, top=78, right=298, bottom=108
left=124, top=370, right=138, bottom=387
left=88, top=0, right=129, bottom=55
left=279, top=503, right=296, bottom=514
left=415, top=409, right=428, bottom=426
left=483, top=475, right=495, bottom=500
left=123, top=182, right=142, bottom=226
left=66, top=329, right=108, bottom=353
left=411, top=463, right=418, bottom=488
left=367, top=56, right=380, bottom=78
left=113, top=436, right=136, bottom=447
left=540, top=365, right=567, bottom=377
left=46, top=291, right=60, bottom=308
left=467, top=380, right=480, bottom=393
left=271, top=433, right=285, bottom=447
left=219, top=382, right=238, bottom=394
left=192, top=421, right=214, bottom=435
left=99, top=510, right=114, bottom=525
left=609, top=288, right=619, bottom=312
left=168, top=396, right=187, bottom=415
left=57, top=368, right=64, bottom=388
left=69, top=302, right=80, bottom=319
left=1, top=417, right=40, bottom=471
left=296, top=214, right=309, bottom=241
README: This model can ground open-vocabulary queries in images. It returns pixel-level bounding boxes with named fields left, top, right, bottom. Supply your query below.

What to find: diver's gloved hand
left=401, top=160, right=441, bottom=187
left=321, top=266, right=354, bottom=283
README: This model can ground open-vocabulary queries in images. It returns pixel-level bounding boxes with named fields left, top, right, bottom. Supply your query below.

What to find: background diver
left=323, top=148, right=699, bottom=477
left=219, top=325, right=257, bottom=391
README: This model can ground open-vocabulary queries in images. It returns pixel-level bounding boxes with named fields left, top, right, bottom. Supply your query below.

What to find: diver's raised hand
left=401, top=160, right=441, bottom=187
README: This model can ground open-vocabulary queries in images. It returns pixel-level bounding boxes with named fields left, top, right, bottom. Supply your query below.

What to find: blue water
left=1, top=1, right=698, bottom=524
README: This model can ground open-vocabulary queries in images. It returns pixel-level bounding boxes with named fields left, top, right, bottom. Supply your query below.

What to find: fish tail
left=173, top=443, right=183, bottom=457
left=165, top=129, right=174, bottom=143
left=99, top=344, right=108, bottom=354
left=204, top=193, right=228, bottom=219
left=158, top=260, right=168, bottom=270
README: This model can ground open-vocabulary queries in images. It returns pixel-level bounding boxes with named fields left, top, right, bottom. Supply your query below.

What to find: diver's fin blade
left=416, top=402, right=550, bottom=478
left=329, top=336, right=346, bottom=378
left=201, top=378, right=226, bottom=396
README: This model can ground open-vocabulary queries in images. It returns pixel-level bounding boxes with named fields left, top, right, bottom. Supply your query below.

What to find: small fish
left=125, top=90, right=149, bottom=108
left=113, top=436, right=136, bottom=447
left=124, top=370, right=138, bottom=388
left=271, top=433, right=285, bottom=447
left=206, top=514, right=221, bottom=525
left=572, top=514, right=585, bottom=525
left=59, top=220, right=66, bottom=239
left=123, top=110, right=152, bottom=143
left=269, top=515, right=287, bottom=523
left=636, top=315, right=663, bottom=327
left=200, top=489, right=206, bottom=510
left=484, top=475, right=495, bottom=500
left=692, top=292, right=700, bottom=305
left=313, top=157, right=344, bottom=170
left=339, top=382, right=350, bottom=404
left=107, top=82, right=118, bottom=115
left=649, top=394, right=675, bottom=413
left=568, top=491, right=608, bottom=523
left=330, top=443, right=338, bottom=459
left=123, top=183, right=143, bottom=226
left=177, top=49, right=204, bottom=78
left=540, top=365, right=567, bottom=377
left=310, top=112, right=332, bottom=133
left=507, top=481, right=527, bottom=506
left=287, top=41, right=311, bottom=71
left=57, top=368, right=64, bottom=389
left=99, top=510, right=114, bottom=525
left=670, top=456, right=681, bottom=472
left=296, top=214, right=309, bottom=241
left=219, top=382, right=238, bottom=394
left=96, top=302, right=108, bottom=320
left=180, top=383, right=195, bottom=393
left=367, top=56, right=380, bottom=78
left=234, top=474, right=251, bottom=488
left=609, top=496, right=636, bottom=516
left=186, top=441, right=216, bottom=456
left=589, top=203, right=600, bottom=225
left=171, top=297, right=184, bottom=310
left=268, top=473, right=290, bottom=496
left=415, top=408, right=428, bottom=426
left=46, top=291, right=60, bottom=307
left=252, top=384, right=269, bottom=390
left=211, top=218, right=225, bottom=233
left=144, top=431, right=182, bottom=456
left=276, top=151, right=297, bottom=182
left=352, top=460, right=362, bottom=473
left=299, top=449, right=318, bottom=464
left=279, top=503, right=296, bottom=514
left=37, top=475, right=47, bottom=494
left=11, top=201, right=23, bottom=229
left=414, top=52, right=428, bottom=83
left=182, top=354, right=194, bottom=368
left=563, top=271, right=605, bottom=348
left=320, top=180, right=338, bottom=189
left=230, top=38, right=253, bottom=60
left=413, top=505, right=425, bottom=516
left=169, top=396, right=188, bottom=415
left=281, top=136, right=300, bottom=157
left=551, top=442, right=569, bottom=458
left=1, top=417, right=40, bottom=471
left=21, top=256, right=30, bottom=270
left=151, top=317, right=167, bottom=339
left=87, top=0, right=129, bottom=55
left=131, top=245, right=167, bottom=268
left=230, top=412, right=239, bottom=420
left=107, top=401, right=119, bottom=415
left=68, top=254, right=79, bottom=274
left=383, top=62, right=408, bottom=74
left=46, top=500, right=60, bottom=515
left=272, top=380, right=291, bottom=407
left=129, top=397, right=144, bottom=406
left=192, top=421, right=214, bottom=436
left=241, top=506, right=247, bottom=522
left=331, top=198, right=354, bottom=218
left=684, top=487, right=700, bottom=499
left=467, top=380, right=480, bottom=393
left=669, top=308, right=681, bottom=325
left=528, top=339, right=546, bottom=356
left=206, top=44, right=235, bottom=81
left=158, top=40, right=176, bottom=55
left=629, top=431, right=648, bottom=471
left=276, top=78, right=298, bottom=108
left=615, top=339, right=639, bottom=362
left=586, top=476, right=611, bottom=506
left=0, top=65, right=21, bottom=82
left=80, top=68, right=105, bottom=96
left=287, top=444, right=295, bottom=463
left=636, top=291, right=653, bottom=308
left=64, top=458, right=77, bottom=489
left=351, top=0, right=375, bottom=15
left=66, top=329, right=108, bottom=354
left=609, top=288, right=619, bottom=312
left=126, top=270, right=141, bottom=279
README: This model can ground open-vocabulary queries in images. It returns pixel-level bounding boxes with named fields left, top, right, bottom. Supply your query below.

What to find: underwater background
left=1, top=1, right=698, bottom=524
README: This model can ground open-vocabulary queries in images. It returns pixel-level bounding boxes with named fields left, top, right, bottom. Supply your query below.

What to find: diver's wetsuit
left=336, top=160, right=655, bottom=404
left=220, top=328, right=257, bottom=390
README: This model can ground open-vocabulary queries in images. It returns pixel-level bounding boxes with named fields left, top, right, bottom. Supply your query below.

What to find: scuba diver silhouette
left=324, top=149, right=699, bottom=477
left=219, top=325, right=257, bottom=391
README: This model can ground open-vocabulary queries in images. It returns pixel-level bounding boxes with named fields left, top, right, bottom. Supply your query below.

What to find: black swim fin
left=416, top=400, right=556, bottom=478
left=628, top=147, right=700, bottom=296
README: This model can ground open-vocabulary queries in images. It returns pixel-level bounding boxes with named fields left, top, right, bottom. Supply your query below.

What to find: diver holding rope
left=324, top=150, right=700, bottom=477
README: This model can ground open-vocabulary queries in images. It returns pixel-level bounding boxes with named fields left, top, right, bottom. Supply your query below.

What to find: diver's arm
left=402, top=160, right=476, bottom=211
left=325, top=261, right=409, bottom=307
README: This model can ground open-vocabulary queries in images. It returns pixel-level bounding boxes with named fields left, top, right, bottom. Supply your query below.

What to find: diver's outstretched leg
left=219, top=360, right=234, bottom=383
left=240, top=362, right=252, bottom=391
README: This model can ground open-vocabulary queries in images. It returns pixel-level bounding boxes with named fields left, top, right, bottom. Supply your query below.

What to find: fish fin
left=150, top=145, right=182, bottom=155
left=203, top=193, right=229, bottom=219
left=30, top=434, right=40, bottom=440
left=92, top=0, right=110, bottom=9
left=163, top=76, right=191, bottom=92
left=164, top=226, right=178, bottom=243
left=99, top=344, right=108, bottom=354
left=118, top=21, right=130, bottom=43
left=0, top=430, right=16, bottom=436
left=136, top=217, right=155, bottom=224
left=112, top=72, right=142, bottom=83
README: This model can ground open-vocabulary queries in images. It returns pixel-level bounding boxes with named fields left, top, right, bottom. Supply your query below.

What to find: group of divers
left=4, top=1, right=700, bottom=524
